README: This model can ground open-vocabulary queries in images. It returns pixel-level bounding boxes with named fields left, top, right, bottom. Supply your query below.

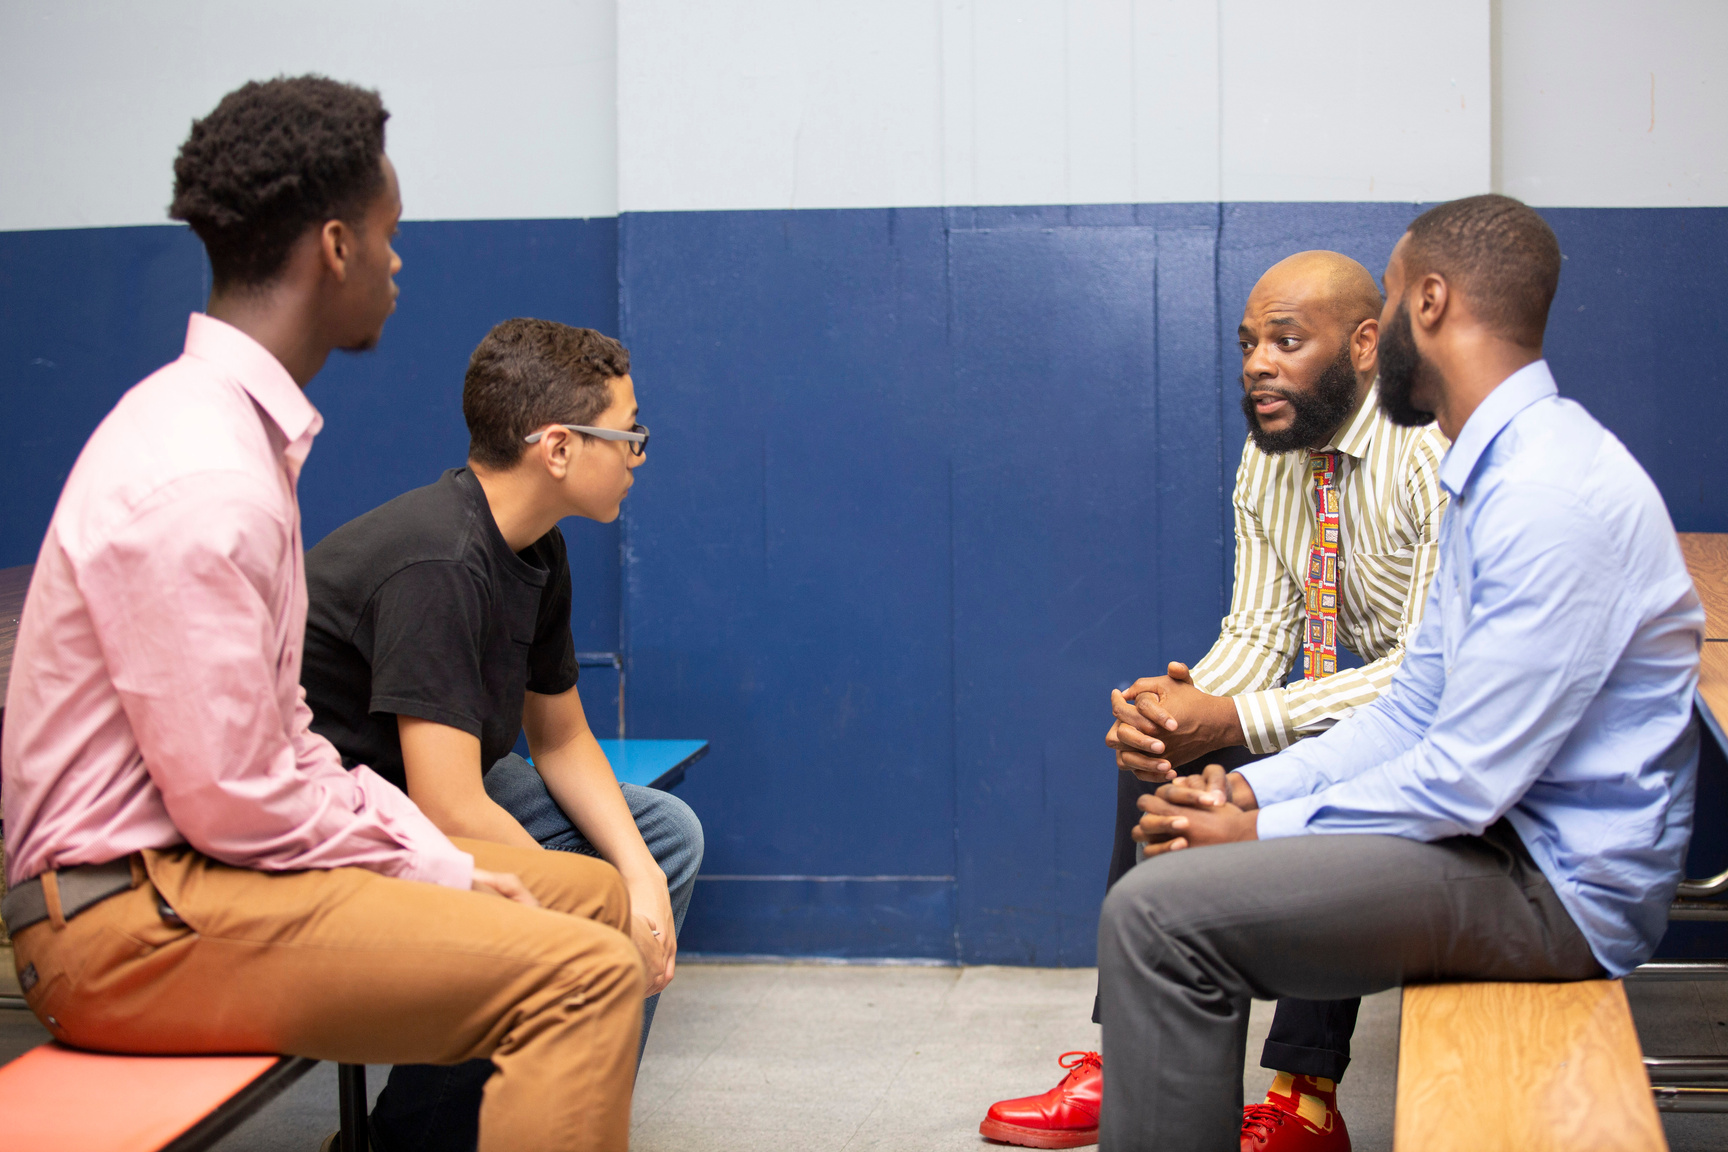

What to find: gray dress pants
left=1103, top=751, right=1363, bottom=1083
left=1096, top=820, right=1603, bottom=1152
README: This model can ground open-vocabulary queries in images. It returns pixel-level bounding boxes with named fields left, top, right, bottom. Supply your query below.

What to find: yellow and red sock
left=1266, top=1072, right=1338, bottom=1130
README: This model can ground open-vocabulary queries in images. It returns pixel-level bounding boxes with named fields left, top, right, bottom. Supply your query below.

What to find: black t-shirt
left=302, top=468, right=579, bottom=792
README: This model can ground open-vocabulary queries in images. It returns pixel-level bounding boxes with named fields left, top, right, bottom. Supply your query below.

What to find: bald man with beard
left=980, top=252, right=1449, bottom=1152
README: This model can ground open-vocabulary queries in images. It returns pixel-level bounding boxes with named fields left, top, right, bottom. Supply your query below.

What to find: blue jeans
left=369, top=754, right=704, bottom=1152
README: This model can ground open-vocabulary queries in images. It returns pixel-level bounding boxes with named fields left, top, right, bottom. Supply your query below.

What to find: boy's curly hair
left=170, top=75, right=389, bottom=289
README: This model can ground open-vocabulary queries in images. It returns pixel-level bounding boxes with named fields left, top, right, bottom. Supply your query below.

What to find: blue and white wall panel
left=0, top=0, right=625, bottom=656
left=4, top=1, right=1725, bottom=962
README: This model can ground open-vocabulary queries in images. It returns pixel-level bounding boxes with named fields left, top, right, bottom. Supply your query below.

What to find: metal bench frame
left=159, top=1057, right=320, bottom=1152
left=1628, top=865, right=1728, bottom=1113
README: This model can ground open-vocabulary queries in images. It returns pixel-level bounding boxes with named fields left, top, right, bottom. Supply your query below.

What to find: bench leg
left=338, top=1063, right=367, bottom=1152
left=1630, top=959, right=1728, bottom=1110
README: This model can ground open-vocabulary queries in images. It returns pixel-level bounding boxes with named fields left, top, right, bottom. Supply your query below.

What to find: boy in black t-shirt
left=302, top=319, right=703, bottom=1152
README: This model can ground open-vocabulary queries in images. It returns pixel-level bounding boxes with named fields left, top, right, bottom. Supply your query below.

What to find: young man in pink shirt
left=1, top=77, right=643, bottom=1152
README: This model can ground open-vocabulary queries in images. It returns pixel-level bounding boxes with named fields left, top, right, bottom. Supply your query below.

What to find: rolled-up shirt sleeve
left=80, top=476, right=473, bottom=889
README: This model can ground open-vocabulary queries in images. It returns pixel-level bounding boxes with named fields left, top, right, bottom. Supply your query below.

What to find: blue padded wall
left=296, top=218, right=623, bottom=654
left=621, top=202, right=1728, bottom=963
left=617, top=208, right=960, bottom=957
left=1538, top=208, right=1728, bottom=533
left=4, top=204, right=1726, bottom=963
left=1217, top=204, right=1728, bottom=534
left=946, top=205, right=1227, bottom=964
left=0, top=225, right=209, bottom=569
left=0, top=218, right=624, bottom=655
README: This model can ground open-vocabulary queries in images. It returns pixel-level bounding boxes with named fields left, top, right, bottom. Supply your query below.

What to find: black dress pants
left=1093, top=748, right=1361, bottom=1082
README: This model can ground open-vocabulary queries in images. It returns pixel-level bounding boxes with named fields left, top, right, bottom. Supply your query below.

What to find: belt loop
left=129, top=854, right=146, bottom=889
left=41, top=870, right=67, bottom=931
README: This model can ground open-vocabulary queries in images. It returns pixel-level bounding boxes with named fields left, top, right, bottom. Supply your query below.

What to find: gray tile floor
left=628, top=963, right=1395, bottom=1152
left=0, top=960, right=1722, bottom=1150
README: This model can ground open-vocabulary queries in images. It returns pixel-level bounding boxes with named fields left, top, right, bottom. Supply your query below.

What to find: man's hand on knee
left=1131, top=764, right=1259, bottom=857
left=626, top=872, right=677, bottom=997
left=629, top=914, right=670, bottom=996
left=472, top=868, right=542, bottom=908
left=1106, top=663, right=1245, bottom=781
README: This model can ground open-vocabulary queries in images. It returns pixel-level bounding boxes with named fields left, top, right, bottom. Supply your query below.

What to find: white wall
left=616, top=0, right=1492, bottom=211
left=3, top=0, right=1724, bottom=230
left=0, top=0, right=617, bottom=230
left=1499, top=0, right=1728, bottom=207
left=1219, top=1, right=1490, bottom=203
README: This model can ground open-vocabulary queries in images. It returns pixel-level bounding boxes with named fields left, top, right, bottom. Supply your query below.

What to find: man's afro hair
left=169, top=75, right=389, bottom=289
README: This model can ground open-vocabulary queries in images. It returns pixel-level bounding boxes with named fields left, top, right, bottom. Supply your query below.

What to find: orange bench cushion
left=0, top=1042, right=281, bottom=1152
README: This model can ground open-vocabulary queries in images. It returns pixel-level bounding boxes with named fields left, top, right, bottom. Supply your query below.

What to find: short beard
left=1376, top=301, right=1437, bottom=427
left=1241, top=341, right=1362, bottom=455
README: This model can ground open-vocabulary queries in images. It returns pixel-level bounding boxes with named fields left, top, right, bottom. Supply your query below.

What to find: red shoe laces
left=1056, top=1051, right=1101, bottom=1083
left=1241, top=1103, right=1288, bottom=1143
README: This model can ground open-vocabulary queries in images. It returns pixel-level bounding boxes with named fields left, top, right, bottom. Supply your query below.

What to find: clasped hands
left=1105, top=661, right=1257, bottom=857
left=1105, top=661, right=1244, bottom=782
left=1131, top=762, right=1259, bottom=858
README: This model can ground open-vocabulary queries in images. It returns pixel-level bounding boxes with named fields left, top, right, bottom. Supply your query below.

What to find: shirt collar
left=1321, top=383, right=1383, bottom=459
left=181, top=313, right=325, bottom=470
left=1436, top=359, right=1557, bottom=498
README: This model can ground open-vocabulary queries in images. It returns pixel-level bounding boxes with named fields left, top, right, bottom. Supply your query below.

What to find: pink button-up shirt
left=2, top=315, right=473, bottom=890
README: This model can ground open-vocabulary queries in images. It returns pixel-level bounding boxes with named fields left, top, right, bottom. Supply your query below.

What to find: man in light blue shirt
left=1096, top=194, right=1703, bottom=1152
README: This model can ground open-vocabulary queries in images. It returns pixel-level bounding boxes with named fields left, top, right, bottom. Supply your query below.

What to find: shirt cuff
left=1254, top=799, right=1311, bottom=841
left=401, top=846, right=476, bottom=890
left=1234, top=757, right=1310, bottom=808
left=1234, top=689, right=1297, bottom=755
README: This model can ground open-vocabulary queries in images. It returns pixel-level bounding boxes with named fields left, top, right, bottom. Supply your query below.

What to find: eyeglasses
left=524, top=423, right=650, bottom=456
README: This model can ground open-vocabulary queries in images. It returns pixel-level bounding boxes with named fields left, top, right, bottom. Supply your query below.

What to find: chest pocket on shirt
left=1339, top=505, right=1417, bottom=575
left=1342, top=546, right=1418, bottom=591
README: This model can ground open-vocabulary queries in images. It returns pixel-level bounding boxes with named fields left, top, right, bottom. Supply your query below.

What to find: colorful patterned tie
left=1303, top=451, right=1341, bottom=680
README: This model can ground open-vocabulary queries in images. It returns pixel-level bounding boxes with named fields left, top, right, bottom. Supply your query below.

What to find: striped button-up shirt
left=1191, top=386, right=1449, bottom=754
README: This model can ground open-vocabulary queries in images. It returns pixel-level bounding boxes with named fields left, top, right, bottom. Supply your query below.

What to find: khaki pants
left=10, top=839, right=644, bottom=1152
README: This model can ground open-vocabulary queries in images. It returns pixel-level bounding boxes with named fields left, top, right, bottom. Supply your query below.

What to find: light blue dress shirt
left=1240, top=361, right=1703, bottom=976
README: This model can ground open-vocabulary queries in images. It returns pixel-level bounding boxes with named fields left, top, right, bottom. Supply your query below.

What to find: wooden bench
left=1395, top=980, right=1666, bottom=1151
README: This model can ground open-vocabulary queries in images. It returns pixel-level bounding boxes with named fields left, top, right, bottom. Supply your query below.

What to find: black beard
left=1376, top=302, right=1437, bottom=427
left=1241, top=341, right=1361, bottom=454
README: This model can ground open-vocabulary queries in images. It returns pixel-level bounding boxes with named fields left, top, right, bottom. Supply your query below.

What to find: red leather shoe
left=1240, top=1075, right=1351, bottom=1152
left=980, top=1051, right=1102, bottom=1148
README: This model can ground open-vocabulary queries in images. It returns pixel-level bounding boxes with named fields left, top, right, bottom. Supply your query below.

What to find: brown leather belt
left=1, top=858, right=135, bottom=933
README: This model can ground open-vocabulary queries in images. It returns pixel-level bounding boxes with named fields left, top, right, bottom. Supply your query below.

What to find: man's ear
left=1351, top=316, right=1379, bottom=373
left=1414, top=272, right=1450, bottom=334
left=319, top=219, right=353, bottom=282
